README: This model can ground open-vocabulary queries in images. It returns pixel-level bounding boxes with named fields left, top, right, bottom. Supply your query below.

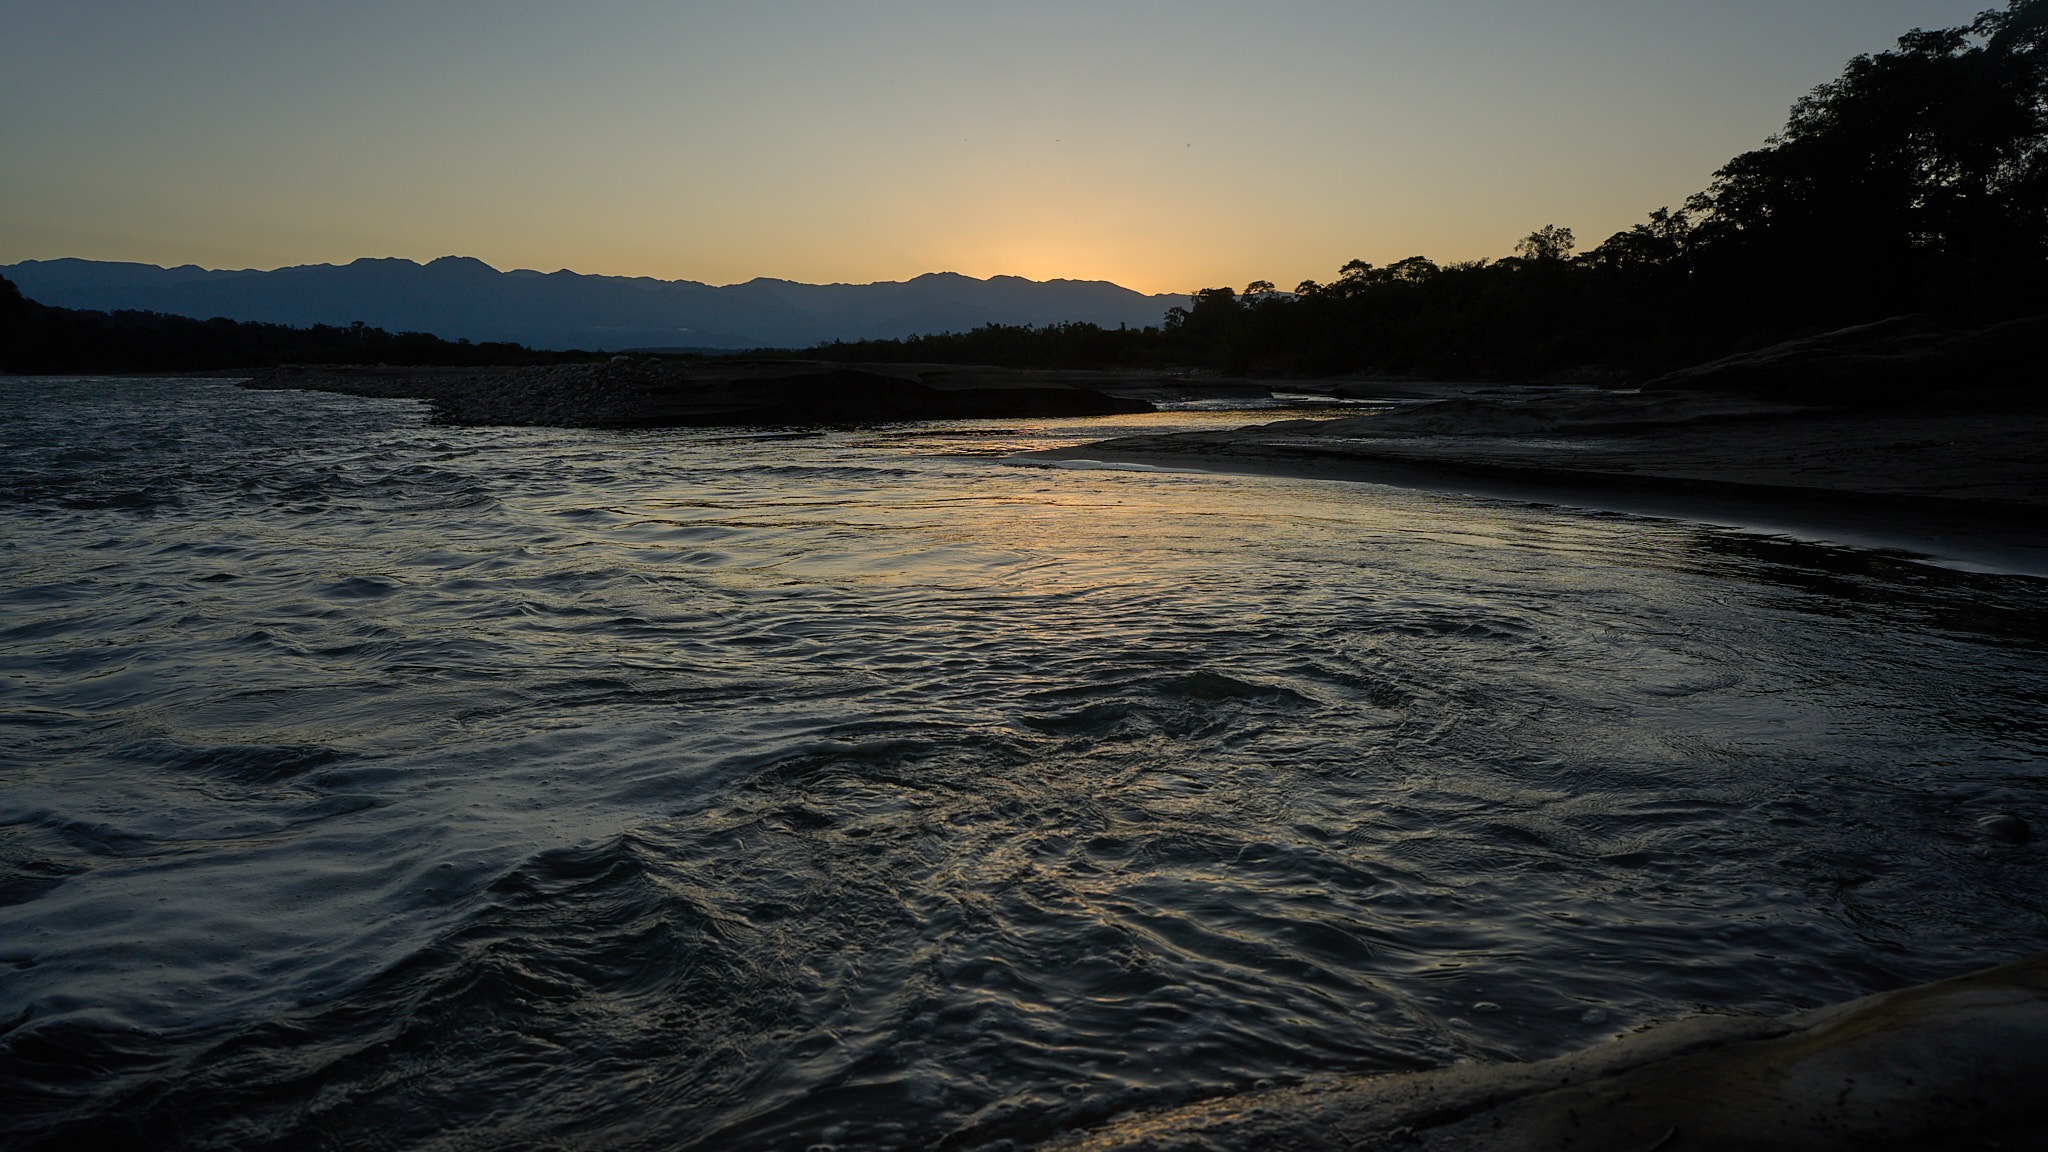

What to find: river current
left=2, top=376, right=2044, bottom=1150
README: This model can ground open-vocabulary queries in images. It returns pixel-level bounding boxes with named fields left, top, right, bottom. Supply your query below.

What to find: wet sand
left=1026, top=386, right=2048, bottom=575
left=1046, top=949, right=2048, bottom=1151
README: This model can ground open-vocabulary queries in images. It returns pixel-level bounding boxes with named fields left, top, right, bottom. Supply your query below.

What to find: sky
left=0, top=0, right=2001, bottom=295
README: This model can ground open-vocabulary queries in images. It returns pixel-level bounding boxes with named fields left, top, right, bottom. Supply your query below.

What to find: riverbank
left=242, top=360, right=1171, bottom=427
left=1023, top=386, right=2048, bottom=575
left=1046, top=949, right=2048, bottom=1151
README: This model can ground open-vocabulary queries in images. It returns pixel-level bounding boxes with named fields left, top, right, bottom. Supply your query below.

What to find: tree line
left=817, top=0, right=2048, bottom=379
left=0, top=274, right=597, bottom=373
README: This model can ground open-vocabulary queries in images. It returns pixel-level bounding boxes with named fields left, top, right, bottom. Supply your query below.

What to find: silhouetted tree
left=1584, top=207, right=1693, bottom=272
left=1515, top=225, right=1577, bottom=263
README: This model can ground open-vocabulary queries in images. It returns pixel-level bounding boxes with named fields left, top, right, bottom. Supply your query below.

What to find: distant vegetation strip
left=0, top=274, right=601, bottom=374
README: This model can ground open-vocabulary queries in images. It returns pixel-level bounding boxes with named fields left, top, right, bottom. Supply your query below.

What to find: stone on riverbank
left=1642, top=315, right=2048, bottom=405
left=1045, top=950, right=2048, bottom=1151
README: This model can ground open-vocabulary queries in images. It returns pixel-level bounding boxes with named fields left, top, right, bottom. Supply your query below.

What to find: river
left=3, top=376, right=2043, bottom=1149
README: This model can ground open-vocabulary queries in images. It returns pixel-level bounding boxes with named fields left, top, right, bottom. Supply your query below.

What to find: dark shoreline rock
left=242, top=360, right=1155, bottom=427
left=1024, top=372, right=2048, bottom=573
left=1642, top=314, right=2048, bottom=405
left=1043, top=950, right=2048, bottom=1151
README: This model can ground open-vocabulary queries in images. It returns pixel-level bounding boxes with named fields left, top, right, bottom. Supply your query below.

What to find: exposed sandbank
left=1024, top=386, right=2048, bottom=575
left=241, top=360, right=1167, bottom=427
left=1044, top=949, right=2048, bottom=1151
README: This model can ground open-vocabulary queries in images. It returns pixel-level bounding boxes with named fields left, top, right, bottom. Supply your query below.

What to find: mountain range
left=0, top=256, right=1185, bottom=351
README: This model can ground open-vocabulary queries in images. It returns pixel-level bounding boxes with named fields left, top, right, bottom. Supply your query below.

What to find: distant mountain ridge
left=0, top=256, right=1185, bottom=351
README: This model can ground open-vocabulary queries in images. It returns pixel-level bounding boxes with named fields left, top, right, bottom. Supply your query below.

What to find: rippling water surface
left=3, top=377, right=2045, bottom=1150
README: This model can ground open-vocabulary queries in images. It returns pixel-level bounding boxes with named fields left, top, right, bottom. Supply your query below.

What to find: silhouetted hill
left=0, top=257, right=1181, bottom=351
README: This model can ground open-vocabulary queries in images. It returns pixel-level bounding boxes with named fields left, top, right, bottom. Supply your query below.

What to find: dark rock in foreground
left=243, top=359, right=1155, bottom=427
left=1643, top=314, right=2048, bottom=404
left=1027, top=371, right=2048, bottom=572
left=1047, top=950, right=2048, bottom=1151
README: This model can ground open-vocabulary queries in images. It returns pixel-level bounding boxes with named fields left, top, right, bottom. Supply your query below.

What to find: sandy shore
left=1027, top=386, right=2048, bottom=574
left=1045, top=949, right=2048, bottom=1151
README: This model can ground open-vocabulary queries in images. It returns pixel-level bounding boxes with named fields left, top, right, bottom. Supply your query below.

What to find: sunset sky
left=0, top=1, right=1995, bottom=295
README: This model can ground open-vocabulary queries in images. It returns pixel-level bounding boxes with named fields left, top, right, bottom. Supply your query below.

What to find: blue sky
left=0, top=1, right=1996, bottom=292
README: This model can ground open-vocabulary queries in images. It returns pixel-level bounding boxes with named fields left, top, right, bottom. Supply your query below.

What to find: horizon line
left=1, top=254, right=1195, bottom=297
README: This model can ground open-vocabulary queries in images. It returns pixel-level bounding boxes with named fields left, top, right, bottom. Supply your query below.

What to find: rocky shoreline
left=241, top=316, right=2048, bottom=571
left=1027, top=382, right=2048, bottom=574
left=1642, top=314, right=2048, bottom=403
left=1045, top=949, right=2048, bottom=1151
left=241, top=359, right=1162, bottom=427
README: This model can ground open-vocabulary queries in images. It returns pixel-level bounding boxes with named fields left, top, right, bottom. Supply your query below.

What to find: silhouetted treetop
left=1514, top=226, right=1577, bottom=263
left=1585, top=208, right=1693, bottom=272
